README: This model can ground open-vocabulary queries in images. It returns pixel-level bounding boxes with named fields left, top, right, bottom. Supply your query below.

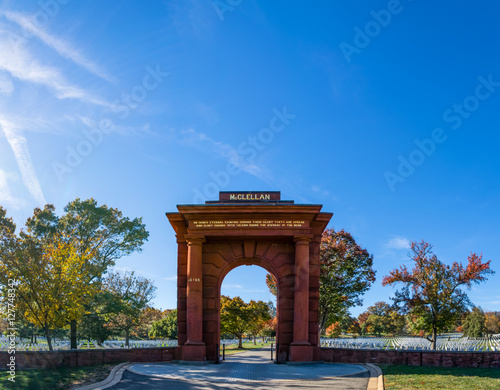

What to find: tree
left=79, top=313, right=113, bottom=345
left=247, top=300, right=272, bottom=344
left=462, top=307, right=486, bottom=338
left=220, top=296, right=249, bottom=348
left=148, top=310, right=178, bottom=339
left=265, top=274, right=277, bottom=296
left=339, top=314, right=357, bottom=334
left=0, top=222, right=100, bottom=350
left=318, top=229, right=376, bottom=332
left=25, top=199, right=149, bottom=349
left=357, top=311, right=370, bottom=335
left=103, top=271, right=157, bottom=347
left=360, top=301, right=406, bottom=336
left=347, top=321, right=362, bottom=336
left=325, top=322, right=341, bottom=338
left=133, top=307, right=164, bottom=339
left=383, top=241, right=493, bottom=350
left=220, top=296, right=272, bottom=348
left=261, top=317, right=277, bottom=340
left=485, top=312, right=500, bottom=335
left=266, top=229, right=376, bottom=333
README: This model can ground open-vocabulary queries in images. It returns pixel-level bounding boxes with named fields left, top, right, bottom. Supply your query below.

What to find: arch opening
left=218, top=264, right=278, bottom=357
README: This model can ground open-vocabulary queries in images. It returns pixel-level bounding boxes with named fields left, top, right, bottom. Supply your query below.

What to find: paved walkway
left=103, top=347, right=371, bottom=390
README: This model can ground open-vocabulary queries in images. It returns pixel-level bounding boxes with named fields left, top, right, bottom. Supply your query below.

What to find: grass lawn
left=222, top=341, right=273, bottom=355
left=0, top=363, right=116, bottom=390
left=380, top=364, right=500, bottom=390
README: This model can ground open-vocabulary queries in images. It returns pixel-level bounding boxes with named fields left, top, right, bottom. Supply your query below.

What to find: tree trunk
left=319, top=311, right=328, bottom=335
left=70, top=320, right=77, bottom=349
left=125, top=328, right=130, bottom=347
left=238, top=335, right=243, bottom=349
left=44, top=324, right=53, bottom=351
left=254, top=335, right=256, bottom=345
left=431, top=328, right=437, bottom=350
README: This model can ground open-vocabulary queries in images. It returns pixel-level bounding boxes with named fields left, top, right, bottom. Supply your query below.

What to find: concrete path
left=98, top=347, right=372, bottom=390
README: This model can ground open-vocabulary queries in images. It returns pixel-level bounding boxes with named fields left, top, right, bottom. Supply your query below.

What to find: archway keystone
left=166, top=191, right=332, bottom=362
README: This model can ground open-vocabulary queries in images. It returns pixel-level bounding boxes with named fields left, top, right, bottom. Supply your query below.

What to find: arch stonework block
left=166, top=192, right=332, bottom=362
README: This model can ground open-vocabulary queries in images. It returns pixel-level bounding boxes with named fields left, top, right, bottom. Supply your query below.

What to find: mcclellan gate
left=166, top=191, right=332, bottom=363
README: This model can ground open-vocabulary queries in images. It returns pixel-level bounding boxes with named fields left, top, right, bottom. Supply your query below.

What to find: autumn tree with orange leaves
left=383, top=241, right=493, bottom=350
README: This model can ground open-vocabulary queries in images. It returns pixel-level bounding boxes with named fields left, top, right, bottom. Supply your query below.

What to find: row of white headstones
left=0, top=337, right=261, bottom=351
left=0, top=338, right=178, bottom=351
left=2, top=335, right=499, bottom=351
left=320, top=334, right=500, bottom=351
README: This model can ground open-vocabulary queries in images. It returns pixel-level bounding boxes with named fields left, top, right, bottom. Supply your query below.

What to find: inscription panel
left=190, top=219, right=308, bottom=229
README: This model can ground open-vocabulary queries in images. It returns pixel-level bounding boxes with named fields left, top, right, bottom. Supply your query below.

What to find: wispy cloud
left=0, top=118, right=46, bottom=205
left=1, top=10, right=114, bottom=82
left=0, top=169, right=23, bottom=208
left=385, top=237, right=411, bottom=250
left=0, top=72, right=13, bottom=95
left=223, top=284, right=243, bottom=289
left=180, top=128, right=263, bottom=177
left=0, top=31, right=110, bottom=107
left=312, top=184, right=337, bottom=201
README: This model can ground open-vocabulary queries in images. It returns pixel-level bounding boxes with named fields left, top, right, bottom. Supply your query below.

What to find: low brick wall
left=320, top=348, right=500, bottom=368
left=0, top=347, right=178, bottom=370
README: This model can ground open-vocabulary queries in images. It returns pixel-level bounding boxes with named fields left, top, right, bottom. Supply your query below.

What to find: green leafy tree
left=247, top=300, right=272, bottom=344
left=361, top=302, right=406, bottom=336
left=383, top=241, right=493, bottom=350
left=347, top=321, right=362, bottom=337
left=462, top=307, right=486, bottom=338
left=220, top=296, right=249, bottom=348
left=58, top=199, right=149, bottom=348
left=220, top=296, right=272, bottom=348
left=9, top=200, right=149, bottom=349
left=79, top=313, right=113, bottom=345
left=339, top=314, right=357, bottom=334
left=103, top=271, right=156, bottom=347
left=0, top=212, right=100, bottom=350
left=485, top=311, right=500, bottom=335
left=133, top=307, right=164, bottom=339
left=148, top=310, right=178, bottom=339
left=366, top=314, right=385, bottom=336
left=357, top=311, right=370, bottom=335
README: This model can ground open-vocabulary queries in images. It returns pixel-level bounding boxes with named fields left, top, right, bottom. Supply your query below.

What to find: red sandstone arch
left=166, top=192, right=331, bottom=362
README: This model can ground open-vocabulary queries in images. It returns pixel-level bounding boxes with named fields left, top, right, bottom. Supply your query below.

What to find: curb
left=73, top=362, right=134, bottom=390
left=365, top=363, right=384, bottom=390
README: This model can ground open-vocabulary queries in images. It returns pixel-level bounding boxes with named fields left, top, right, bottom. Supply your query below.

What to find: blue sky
left=1, top=1, right=499, bottom=318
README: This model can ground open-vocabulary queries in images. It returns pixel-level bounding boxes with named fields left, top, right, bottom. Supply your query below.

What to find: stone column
left=290, top=235, right=313, bottom=362
left=183, top=235, right=206, bottom=361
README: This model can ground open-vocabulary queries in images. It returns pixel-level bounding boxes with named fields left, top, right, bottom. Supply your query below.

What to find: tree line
left=0, top=199, right=175, bottom=350
left=266, top=230, right=494, bottom=350
left=1, top=200, right=495, bottom=352
left=326, top=302, right=500, bottom=340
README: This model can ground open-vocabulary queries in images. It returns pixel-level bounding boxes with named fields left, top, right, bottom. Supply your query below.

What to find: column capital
left=294, top=235, right=313, bottom=244
left=185, top=234, right=205, bottom=245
